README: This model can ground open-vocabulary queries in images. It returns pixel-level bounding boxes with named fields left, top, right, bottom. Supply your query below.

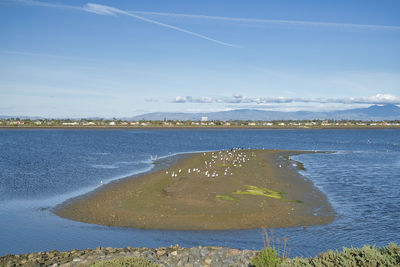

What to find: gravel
left=0, top=245, right=258, bottom=267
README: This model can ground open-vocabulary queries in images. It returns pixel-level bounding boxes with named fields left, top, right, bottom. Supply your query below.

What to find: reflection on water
left=0, top=129, right=399, bottom=257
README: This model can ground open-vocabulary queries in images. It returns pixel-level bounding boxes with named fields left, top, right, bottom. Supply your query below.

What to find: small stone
left=227, top=249, right=240, bottom=255
left=200, top=248, right=209, bottom=257
left=204, top=258, right=212, bottom=265
left=157, top=250, right=166, bottom=256
left=170, top=251, right=178, bottom=256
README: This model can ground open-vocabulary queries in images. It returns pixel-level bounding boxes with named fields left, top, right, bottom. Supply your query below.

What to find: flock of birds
left=100, top=149, right=262, bottom=185
left=165, top=148, right=257, bottom=179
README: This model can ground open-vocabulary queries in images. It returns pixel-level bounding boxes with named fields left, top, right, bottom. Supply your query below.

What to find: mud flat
left=54, top=149, right=335, bottom=230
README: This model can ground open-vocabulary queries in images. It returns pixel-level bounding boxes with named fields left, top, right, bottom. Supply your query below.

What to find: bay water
left=0, top=129, right=399, bottom=257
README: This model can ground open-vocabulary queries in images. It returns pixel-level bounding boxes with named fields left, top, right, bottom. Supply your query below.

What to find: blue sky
left=0, top=0, right=399, bottom=117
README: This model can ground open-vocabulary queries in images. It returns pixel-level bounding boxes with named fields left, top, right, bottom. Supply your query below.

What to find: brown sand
left=54, top=150, right=335, bottom=230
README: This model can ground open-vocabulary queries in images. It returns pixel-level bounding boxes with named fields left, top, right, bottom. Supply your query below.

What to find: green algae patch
left=216, top=194, right=238, bottom=201
left=233, top=185, right=285, bottom=200
left=233, top=185, right=303, bottom=203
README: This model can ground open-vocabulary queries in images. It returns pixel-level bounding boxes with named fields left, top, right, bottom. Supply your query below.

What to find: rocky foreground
left=2, top=243, right=399, bottom=267
left=0, top=245, right=257, bottom=267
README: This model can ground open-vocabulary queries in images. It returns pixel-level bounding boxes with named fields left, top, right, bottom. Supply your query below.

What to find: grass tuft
left=251, top=237, right=400, bottom=267
left=282, top=243, right=400, bottom=266
left=252, top=229, right=289, bottom=267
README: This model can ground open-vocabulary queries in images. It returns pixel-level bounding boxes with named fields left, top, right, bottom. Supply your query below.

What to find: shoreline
left=53, top=152, right=193, bottom=213
left=1, top=125, right=399, bottom=130
left=54, top=149, right=335, bottom=230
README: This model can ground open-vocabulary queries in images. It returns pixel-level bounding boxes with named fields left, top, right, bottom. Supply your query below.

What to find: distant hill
left=2, top=104, right=399, bottom=121
left=129, top=104, right=400, bottom=121
left=0, top=115, right=43, bottom=120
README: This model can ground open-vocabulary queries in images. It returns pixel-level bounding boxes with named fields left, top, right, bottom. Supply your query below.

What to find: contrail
left=7, top=0, right=400, bottom=31
left=6, top=0, right=82, bottom=11
left=130, top=10, right=400, bottom=31
left=6, top=0, right=240, bottom=48
left=84, top=4, right=240, bottom=48
left=0, top=49, right=98, bottom=62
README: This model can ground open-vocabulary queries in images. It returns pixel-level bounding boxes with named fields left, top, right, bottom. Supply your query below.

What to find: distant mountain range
left=2, top=104, right=400, bottom=121
left=129, top=104, right=400, bottom=121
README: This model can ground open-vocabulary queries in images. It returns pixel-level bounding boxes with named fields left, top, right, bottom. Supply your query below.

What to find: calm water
left=0, top=129, right=399, bottom=257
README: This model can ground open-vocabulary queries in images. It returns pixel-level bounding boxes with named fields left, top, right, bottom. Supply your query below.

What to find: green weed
left=216, top=194, right=238, bottom=201
left=233, top=185, right=285, bottom=200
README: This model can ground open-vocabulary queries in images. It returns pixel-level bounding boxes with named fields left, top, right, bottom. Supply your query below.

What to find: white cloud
left=350, top=94, right=400, bottom=104
left=83, top=3, right=121, bottom=16
left=171, top=94, right=400, bottom=105
left=172, top=96, right=213, bottom=103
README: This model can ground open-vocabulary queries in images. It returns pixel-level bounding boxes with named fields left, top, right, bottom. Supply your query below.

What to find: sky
left=0, top=0, right=399, bottom=118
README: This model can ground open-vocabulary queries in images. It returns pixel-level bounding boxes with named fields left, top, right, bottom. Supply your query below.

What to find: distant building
left=201, top=116, right=208, bottom=122
left=11, top=121, right=24, bottom=125
left=109, top=121, right=116, bottom=126
left=62, top=122, right=79, bottom=126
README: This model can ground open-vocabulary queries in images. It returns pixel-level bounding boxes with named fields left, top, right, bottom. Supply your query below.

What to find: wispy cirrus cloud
left=7, top=0, right=81, bottom=10
left=8, top=0, right=400, bottom=31
left=172, top=94, right=400, bottom=105
left=83, top=3, right=240, bottom=48
left=172, top=96, right=213, bottom=103
left=0, top=49, right=96, bottom=61
left=7, top=0, right=239, bottom=48
left=131, top=11, right=400, bottom=31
